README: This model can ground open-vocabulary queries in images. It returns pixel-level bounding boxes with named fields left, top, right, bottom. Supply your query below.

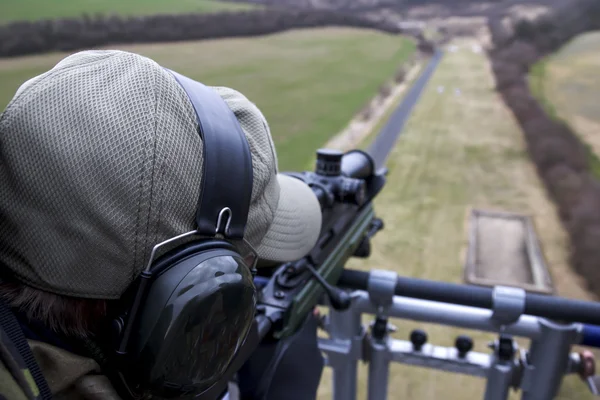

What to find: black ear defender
left=108, top=70, right=258, bottom=399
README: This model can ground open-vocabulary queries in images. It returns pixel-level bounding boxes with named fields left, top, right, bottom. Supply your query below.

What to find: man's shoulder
left=0, top=333, right=123, bottom=400
left=0, top=361, right=30, bottom=400
left=28, top=340, right=123, bottom=400
left=0, top=330, right=39, bottom=400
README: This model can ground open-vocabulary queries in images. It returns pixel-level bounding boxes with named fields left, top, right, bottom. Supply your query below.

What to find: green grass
left=0, top=0, right=255, bottom=23
left=0, top=28, right=416, bottom=171
left=529, top=61, right=559, bottom=119
left=529, top=31, right=600, bottom=179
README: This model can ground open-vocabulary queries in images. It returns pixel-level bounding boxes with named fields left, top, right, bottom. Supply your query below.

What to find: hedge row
left=487, top=0, right=600, bottom=294
left=223, top=0, right=398, bottom=12
left=0, top=9, right=405, bottom=57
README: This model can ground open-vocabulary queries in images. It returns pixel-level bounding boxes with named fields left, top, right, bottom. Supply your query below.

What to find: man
left=0, top=50, right=323, bottom=399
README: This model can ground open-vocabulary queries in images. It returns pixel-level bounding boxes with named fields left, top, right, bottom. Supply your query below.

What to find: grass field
left=529, top=31, right=600, bottom=177
left=317, top=38, right=597, bottom=400
left=0, top=0, right=254, bottom=23
left=0, top=28, right=416, bottom=172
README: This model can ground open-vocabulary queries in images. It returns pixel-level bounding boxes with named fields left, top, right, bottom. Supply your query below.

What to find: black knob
left=410, top=329, right=428, bottom=351
left=455, top=335, right=473, bottom=358
left=372, top=317, right=388, bottom=340
left=353, top=237, right=371, bottom=258
left=328, top=289, right=352, bottom=311
left=316, top=149, right=343, bottom=176
left=339, top=178, right=367, bottom=206
left=497, top=335, right=515, bottom=361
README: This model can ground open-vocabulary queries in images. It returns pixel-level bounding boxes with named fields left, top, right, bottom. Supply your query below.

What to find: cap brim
left=255, top=174, right=322, bottom=262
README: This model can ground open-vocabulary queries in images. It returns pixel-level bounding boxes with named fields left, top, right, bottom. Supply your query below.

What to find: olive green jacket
left=0, top=339, right=122, bottom=400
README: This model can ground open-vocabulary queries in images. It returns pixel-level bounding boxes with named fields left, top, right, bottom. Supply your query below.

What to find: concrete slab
left=464, top=208, right=554, bottom=294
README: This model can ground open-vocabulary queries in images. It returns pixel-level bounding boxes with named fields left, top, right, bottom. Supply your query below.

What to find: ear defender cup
left=113, top=240, right=257, bottom=398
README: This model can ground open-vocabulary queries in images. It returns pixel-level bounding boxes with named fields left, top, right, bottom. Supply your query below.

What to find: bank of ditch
left=488, top=0, right=600, bottom=297
left=528, top=37, right=600, bottom=181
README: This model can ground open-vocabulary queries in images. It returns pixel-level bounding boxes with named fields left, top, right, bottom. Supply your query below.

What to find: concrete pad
left=464, top=208, right=554, bottom=294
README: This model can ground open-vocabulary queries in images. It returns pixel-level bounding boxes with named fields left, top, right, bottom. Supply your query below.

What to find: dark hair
left=0, top=280, right=108, bottom=338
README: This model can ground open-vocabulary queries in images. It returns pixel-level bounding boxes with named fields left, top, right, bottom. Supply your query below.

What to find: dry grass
left=318, top=37, right=596, bottom=400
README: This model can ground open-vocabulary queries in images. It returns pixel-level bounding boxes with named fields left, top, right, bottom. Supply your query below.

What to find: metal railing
left=316, top=269, right=600, bottom=400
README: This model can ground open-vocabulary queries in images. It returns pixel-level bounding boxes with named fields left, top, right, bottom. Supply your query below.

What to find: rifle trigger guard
left=491, top=286, right=525, bottom=327
left=367, top=269, right=398, bottom=315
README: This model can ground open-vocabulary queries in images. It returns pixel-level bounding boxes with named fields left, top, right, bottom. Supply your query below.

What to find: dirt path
left=317, top=35, right=596, bottom=400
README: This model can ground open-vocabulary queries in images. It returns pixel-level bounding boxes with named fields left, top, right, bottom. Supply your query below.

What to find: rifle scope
left=297, top=149, right=376, bottom=209
left=284, top=149, right=376, bottom=209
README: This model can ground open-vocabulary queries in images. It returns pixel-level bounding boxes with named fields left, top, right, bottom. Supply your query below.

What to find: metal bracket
left=216, top=207, right=233, bottom=235
left=367, top=269, right=398, bottom=314
left=491, top=286, right=525, bottom=327
left=144, top=229, right=199, bottom=272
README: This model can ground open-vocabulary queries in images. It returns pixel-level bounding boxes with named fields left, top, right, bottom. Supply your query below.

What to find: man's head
left=0, top=50, right=322, bottom=336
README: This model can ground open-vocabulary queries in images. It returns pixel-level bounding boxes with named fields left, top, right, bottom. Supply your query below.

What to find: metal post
left=483, top=355, right=514, bottom=400
left=326, top=305, right=364, bottom=400
left=365, top=270, right=398, bottom=400
left=520, top=319, right=580, bottom=400
left=367, top=333, right=391, bottom=400
left=483, top=287, right=525, bottom=400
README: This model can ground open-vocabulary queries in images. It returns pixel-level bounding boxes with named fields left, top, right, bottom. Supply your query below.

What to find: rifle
left=257, top=148, right=386, bottom=339
left=210, top=148, right=600, bottom=400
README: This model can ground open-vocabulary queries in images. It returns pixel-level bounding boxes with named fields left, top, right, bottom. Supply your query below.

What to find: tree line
left=0, top=9, right=407, bottom=58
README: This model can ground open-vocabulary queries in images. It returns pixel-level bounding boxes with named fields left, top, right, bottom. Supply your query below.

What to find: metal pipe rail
left=340, top=268, right=600, bottom=331
left=349, top=290, right=547, bottom=340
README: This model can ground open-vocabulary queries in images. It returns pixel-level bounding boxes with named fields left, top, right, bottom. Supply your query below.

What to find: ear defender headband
left=109, top=70, right=258, bottom=400
left=168, top=70, right=254, bottom=239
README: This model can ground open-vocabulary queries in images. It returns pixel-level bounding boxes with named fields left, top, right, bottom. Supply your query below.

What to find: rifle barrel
left=339, top=269, right=600, bottom=326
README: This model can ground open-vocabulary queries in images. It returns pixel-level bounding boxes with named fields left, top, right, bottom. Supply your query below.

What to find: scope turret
left=316, top=149, right=343, bottom=177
